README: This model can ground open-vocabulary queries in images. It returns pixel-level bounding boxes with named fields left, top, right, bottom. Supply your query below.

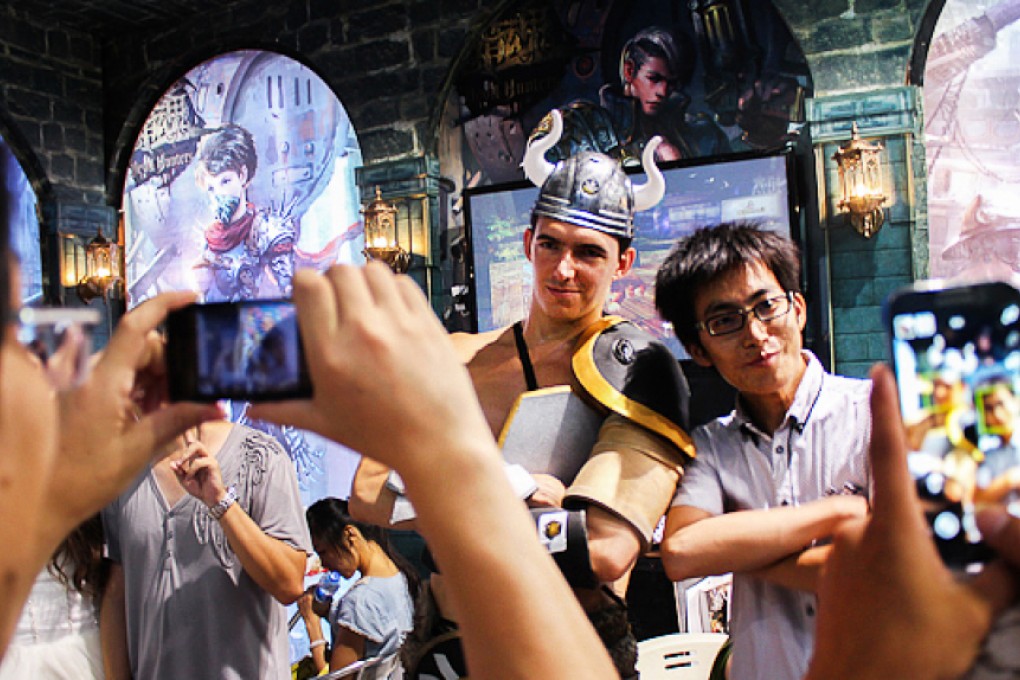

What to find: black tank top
left=512, top=321, right=539, bottom=391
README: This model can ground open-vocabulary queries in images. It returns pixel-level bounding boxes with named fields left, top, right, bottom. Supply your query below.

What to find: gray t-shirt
left=673, top=353, right=872, bottom=680
left=103, top=424, right=312, bottom=680
left=332, top=573, right=414, bottom=661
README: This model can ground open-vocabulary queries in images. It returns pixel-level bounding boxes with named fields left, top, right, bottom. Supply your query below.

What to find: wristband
left=208, top=486, right=238, bottom=520
left=309, top=639, right=327, bottom=650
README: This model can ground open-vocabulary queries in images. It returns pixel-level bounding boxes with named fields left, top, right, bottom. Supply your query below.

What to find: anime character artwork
left=1, top=135, right=42, bottom=304
left=441, top=0, right=811, bottom=192
left=122, top=50, right=364, bottom=501
left=924, top=0, right=1020, bottom=286
left=191, top=125, right=298, bottom=302
left=440, top=1, right=811, bottom=333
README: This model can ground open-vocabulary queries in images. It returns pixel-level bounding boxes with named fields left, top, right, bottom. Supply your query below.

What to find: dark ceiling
left=5, top=0, right=244, bottom=36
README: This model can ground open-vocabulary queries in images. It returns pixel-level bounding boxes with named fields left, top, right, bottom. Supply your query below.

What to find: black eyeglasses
left=695, top=292, right=794, bottom=337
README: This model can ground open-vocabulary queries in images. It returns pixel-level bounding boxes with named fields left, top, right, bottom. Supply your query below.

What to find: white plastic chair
left=636, top=632, right=728, bottom=680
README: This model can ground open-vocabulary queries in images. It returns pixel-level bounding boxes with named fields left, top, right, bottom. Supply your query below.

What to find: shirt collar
left=733, top=351, right=823, bottom=437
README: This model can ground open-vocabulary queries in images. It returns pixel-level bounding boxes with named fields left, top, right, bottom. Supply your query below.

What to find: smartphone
left=885, top=280, right=1020, bottom=567
left=166, top=300, right=312, bottom=403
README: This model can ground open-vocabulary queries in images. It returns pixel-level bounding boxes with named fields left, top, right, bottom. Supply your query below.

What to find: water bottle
left=313, top=571, right=341, bottom=605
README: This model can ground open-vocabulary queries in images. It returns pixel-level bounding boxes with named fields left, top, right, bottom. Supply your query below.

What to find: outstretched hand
left=49, top=292, right=222, bottom=530
left=805, top=364, right=1018, bottom=680
left=250, top=263, right=495, bottom=480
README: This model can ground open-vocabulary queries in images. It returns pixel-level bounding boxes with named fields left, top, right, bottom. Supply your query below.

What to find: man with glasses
left=654, top=222, right=871, bottom=680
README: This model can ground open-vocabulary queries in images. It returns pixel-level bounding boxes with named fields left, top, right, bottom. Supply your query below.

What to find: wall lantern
left=832, top=122, right=887, bottom=238
left=63, top=226, right=123, bottom=304
left=361, top=186, right=411, bottom=273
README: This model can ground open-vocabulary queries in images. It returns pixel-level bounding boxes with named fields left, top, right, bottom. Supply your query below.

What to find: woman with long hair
left=299, top=497, right=418, bottom=676
left=0, top=516, right=108, bottom=679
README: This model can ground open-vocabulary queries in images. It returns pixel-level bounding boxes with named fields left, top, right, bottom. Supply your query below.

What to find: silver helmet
left=523, top=109, right=665, bottom=239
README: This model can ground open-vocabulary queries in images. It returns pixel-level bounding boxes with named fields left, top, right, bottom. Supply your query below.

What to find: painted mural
left=0, top=135, right=43, bottom=304
left=122, top=50, right=363, bottom=501
left=440, top=0, right=811, bottom=192
left=925, top=0, right=1020, bottom=285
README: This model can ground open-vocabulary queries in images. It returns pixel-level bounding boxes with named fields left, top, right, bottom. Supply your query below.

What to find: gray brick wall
left=101, top=0, right=497, bottom=200
left=0, top=0, right=942, bottom=360
left=0, top=4, right=105, bottom=205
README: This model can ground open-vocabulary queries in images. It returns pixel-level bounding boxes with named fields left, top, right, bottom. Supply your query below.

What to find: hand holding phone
left=885, top=280, right=1020, bottom=567
left=166, top=300, right=312, bottom=403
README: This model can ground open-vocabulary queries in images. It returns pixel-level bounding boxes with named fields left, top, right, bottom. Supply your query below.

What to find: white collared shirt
left=673, top=352, right=872, bottom=680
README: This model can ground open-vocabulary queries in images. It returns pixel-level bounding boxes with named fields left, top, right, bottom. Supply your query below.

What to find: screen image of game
left=889, top=285, right=1020, bottom=562
left=464, top=151, right=795, bottom=358
left=195, top=302, right=303, bottom=398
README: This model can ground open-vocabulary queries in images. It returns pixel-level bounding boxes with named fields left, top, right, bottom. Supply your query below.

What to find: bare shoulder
left=450, top=327, right=510, bottom=364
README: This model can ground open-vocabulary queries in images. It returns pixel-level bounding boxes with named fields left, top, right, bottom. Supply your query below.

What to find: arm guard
left=567, top=318, right=695, bottom=548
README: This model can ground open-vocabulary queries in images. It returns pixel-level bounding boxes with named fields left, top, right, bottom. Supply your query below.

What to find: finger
left=395, top=274, right=442, bottom=326
left=101, top=291, right=198, bottom=374
left=47, top=325, right=85, bottom=390
left=326, top=265, right=375, bottom=327
left=978, top=507, right=1020, bottom=568
left=968, top=559, right=1019, bottom=620
left=868, top=364, right=922, bottom=522
left=363, top=260, right=406, bottom=312
left=291, top=269, right=340, bottom=378
left=184, top=457, right=214, bottom=477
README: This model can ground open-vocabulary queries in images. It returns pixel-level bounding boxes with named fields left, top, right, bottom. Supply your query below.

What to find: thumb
left=978, top=507, right=1020, bottom=568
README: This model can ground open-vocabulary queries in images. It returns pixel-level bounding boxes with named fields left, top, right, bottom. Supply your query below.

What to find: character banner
left=122, top=49, right=364, bottom=504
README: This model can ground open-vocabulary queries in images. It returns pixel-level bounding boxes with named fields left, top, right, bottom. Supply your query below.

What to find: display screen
left=888, top=282, right=1020, bottom=564
left=464, top=151, right=795, bottom=357
left=166, top=300, right=310, bottom=402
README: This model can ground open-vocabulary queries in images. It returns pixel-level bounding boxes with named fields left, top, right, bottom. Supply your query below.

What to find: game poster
left=121, top=50, right=363, bottom=501
left=440, top=0, right=811, bottom=333
left=925, top=0, right=1020, bottom=285
left=1, top=134, right=43, bottom=305
left=440, top=0, right=810, bottom=195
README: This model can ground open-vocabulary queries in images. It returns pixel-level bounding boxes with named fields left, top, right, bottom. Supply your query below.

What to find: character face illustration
left=625, top=56, right=676, bottom=117
left=198, top=166, right=248, bottom=224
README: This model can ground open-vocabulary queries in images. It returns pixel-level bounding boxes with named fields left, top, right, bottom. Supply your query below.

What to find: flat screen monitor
left=464, top=150, right=797, bottom=358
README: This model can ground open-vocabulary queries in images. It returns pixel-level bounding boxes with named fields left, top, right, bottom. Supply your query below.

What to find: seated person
left=299, top=498, right=418, bottom=676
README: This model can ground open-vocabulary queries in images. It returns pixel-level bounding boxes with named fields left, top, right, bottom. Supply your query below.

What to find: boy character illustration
left=545, top=27, right=729, bottom=166
left=193, top=124, right=297, bottom=302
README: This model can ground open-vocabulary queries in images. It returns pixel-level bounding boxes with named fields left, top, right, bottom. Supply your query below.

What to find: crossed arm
left=662, top=495, right=867, bottom=590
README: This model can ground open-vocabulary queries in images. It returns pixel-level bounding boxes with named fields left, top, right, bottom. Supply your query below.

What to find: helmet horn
left=522, top=109, right=563, bottom=188
left=633, top=136, right=666, bottom=212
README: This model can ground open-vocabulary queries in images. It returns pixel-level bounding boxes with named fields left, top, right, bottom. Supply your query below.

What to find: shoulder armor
left=573, top=317, right=695, bottom=457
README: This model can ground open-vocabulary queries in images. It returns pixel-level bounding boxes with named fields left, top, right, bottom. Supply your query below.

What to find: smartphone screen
left=886, top=281, right=1020, bottom=566
left=166, top=300, right=312, bottom=402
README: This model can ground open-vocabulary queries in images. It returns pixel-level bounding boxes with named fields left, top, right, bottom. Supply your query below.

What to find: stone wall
left=101, top=0, right=500, bottom=200
left=0, top=0, right=945, bottom=364
left=780, top=0, right=936, bottom=377
left=0, top=4, right=116, bottom=341
left=0, top=4, right=105, bottom=204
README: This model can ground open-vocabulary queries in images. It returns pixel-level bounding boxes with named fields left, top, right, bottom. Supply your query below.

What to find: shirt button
left=776, top=446, right=785, bottom=454
left=806, top=603, right=815, bottom=616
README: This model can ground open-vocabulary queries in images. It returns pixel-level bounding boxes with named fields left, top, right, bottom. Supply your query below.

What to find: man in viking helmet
left=350, top=110, right=693, bottom=678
